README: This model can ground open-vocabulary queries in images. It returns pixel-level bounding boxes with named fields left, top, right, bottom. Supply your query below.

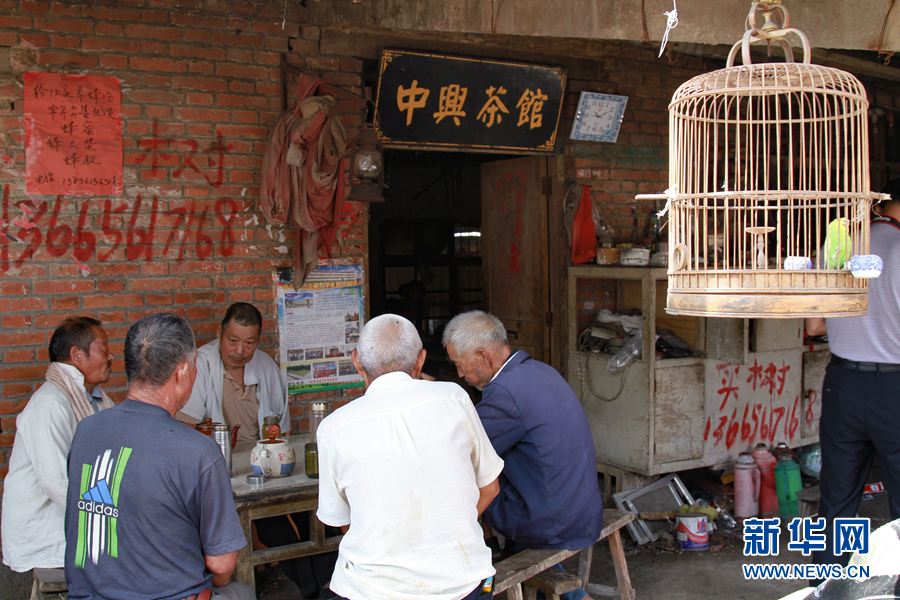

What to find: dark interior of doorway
left=369, top=149, right=513, bottom=377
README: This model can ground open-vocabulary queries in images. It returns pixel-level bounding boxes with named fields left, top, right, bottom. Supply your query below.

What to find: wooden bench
left=493, top=509, right=635, bottom=600
left=31, top=568, right=67, bottom=600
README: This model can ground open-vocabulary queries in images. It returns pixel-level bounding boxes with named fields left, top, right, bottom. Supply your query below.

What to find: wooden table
left=231, top=435, right=342, bottom=590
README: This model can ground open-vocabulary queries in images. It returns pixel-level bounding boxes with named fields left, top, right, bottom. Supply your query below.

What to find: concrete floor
left=579, top=487, right=893, bottom=600
left=257, top=465, right=894, bottom=600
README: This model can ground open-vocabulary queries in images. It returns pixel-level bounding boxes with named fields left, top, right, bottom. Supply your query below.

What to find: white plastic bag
left=608, top=327, right=642, bottom=372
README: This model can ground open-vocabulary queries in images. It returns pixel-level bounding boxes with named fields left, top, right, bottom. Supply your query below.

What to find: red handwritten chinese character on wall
left=717, top=362, right=740, bottom=410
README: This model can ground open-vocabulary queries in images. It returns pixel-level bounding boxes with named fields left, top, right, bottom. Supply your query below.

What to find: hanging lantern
left=347, top=123, right=385, bottom=203
left=639, top=1, right=887, bottom=318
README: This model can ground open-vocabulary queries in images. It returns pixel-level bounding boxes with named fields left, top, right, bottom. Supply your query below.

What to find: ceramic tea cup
left=848, top=254, right=883, bottom=279
left=783, top=256, right=812, bottom=270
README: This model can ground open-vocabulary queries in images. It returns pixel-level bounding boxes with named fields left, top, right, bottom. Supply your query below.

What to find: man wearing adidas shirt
left=64, top=313, right=254, bottom=600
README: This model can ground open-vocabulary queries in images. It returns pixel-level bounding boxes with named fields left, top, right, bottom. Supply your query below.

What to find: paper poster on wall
left=277, top=261, right=365, bottom=394
left=23, top=72, right=124, bottom=196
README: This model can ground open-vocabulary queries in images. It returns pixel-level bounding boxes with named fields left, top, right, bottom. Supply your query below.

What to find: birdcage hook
left=726, top=1, right=811, bottom=67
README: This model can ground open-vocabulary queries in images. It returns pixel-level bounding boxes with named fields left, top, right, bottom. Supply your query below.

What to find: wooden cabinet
left=566, top=266, right=823, bottom=479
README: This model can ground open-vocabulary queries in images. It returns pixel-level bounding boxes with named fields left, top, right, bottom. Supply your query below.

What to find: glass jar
left=309, top=402, right=330, bottom=443
left=305, top=402, right=330, bottom=479
left=305, top=442, right=319, bottom=479
left=263, top=415, right=281, bottom=439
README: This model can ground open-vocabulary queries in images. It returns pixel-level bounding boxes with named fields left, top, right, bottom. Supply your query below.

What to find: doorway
left=369, top=149, right=565, bottom=381
left=369, top=150, right=512, bottom=378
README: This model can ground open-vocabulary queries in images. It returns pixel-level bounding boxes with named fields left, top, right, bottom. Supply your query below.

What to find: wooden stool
left=578, top=511, right=635, bottom=600
left=494, top=509, right=635, bottom=600
left=797, top=486, right=820, bottom=519
left=523, top=568, right=582, bottom=600
left=30, top=568, right=67, bottom=600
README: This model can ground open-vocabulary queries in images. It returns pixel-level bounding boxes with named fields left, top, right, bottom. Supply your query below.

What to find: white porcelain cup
left=783, top=256, right=812, bottom=270
left=848, top=254, right=883, bottom=279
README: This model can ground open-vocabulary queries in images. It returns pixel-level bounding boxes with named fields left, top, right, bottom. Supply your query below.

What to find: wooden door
left=481, top=157, right=551, bottom=363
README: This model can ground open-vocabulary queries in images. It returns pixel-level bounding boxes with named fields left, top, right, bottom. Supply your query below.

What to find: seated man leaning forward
left=316, top=314, right=504, bottom=600
left=179, top=302, right=289, bottom=442
left=2, top=316, right=115, bottom=575
left=64, top=312, right=253, bottom=600
left=443, top=311, right=603, bottom=600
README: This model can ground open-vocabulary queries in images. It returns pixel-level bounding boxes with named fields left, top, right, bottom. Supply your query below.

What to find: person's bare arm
left=204, top=551, right=237, bottom=588
left=805, top=318, right=826, bottom=337
left=477, top=477, right=500, bottom=517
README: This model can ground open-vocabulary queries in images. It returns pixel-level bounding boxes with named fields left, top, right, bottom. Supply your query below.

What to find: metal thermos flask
left=774, top=455, right=803, bottom=520
left=772, top=441, right=795, bottom=463
left=213, top=423, right=232, bottom=477
left=734, top=452, right=760, bottom=519
left=752, top=443, right=779, bottom=519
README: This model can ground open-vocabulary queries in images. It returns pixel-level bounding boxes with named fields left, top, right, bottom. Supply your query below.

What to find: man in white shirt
left=317, top=314, right=504, bottom=600
left=2, top=316, right=115, bottom=573
left=179, top=302, right=289, bottom=441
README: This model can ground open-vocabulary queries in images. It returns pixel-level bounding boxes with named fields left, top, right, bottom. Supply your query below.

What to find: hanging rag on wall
left=260, top=73, right=356, bottom=288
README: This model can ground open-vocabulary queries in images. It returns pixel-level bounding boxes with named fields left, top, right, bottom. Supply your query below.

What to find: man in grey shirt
left=805, top=178, right=900, bottom=578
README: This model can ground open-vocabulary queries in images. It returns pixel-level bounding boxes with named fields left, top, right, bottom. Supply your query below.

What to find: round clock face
left=581, top=99, right=617, bottom=134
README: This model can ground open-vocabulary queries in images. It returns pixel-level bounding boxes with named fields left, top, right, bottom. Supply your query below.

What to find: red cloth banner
left=24, top=72, right=123, bottom=196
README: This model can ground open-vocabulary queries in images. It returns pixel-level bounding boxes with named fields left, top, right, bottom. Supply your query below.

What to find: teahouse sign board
left=374, top=50, right=566, bottom=153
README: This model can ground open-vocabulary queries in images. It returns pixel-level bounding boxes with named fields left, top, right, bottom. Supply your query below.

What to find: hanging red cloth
left=260, top=74, right=348, bottom=288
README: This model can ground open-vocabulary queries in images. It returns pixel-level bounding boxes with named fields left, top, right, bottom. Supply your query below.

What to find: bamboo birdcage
left=641, top=1, right=886, bottom=318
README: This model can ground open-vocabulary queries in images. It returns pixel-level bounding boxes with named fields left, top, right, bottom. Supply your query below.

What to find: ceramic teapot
left=195, top=418, right=240, bottom=448
left=250, top=432, right=296, bottom=478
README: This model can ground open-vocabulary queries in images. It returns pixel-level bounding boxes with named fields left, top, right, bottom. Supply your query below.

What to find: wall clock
left=569, top=92, right=629, bottom=143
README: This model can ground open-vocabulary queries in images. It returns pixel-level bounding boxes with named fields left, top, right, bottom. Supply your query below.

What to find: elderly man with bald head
left=316, top=314, right=504, bottom=600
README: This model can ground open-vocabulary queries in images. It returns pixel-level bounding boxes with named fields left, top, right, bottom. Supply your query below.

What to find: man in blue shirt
left=65, top=313, right=253, bottom=600
left=444, top=311, right=603, bottom=600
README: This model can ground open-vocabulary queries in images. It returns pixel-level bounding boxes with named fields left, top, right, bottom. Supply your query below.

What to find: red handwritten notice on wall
left=23, top=72, right=123, bottom=196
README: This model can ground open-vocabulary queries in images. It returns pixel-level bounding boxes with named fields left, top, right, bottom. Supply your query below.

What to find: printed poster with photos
left=276, top=262, right=365, bottom=394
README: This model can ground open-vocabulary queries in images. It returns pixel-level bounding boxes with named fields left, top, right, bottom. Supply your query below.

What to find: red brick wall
left=563, top=47, right=719, bottom=244
left=558, top=46, right=723, bottom=333
left=0, top=2, right=725, bottom=493
left=0, top=0, right=367, bottom=486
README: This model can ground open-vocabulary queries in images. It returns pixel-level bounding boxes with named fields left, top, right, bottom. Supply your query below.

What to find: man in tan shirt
left=179, top=302, right=289, bottom=440
left=179, top=303, right=335, bottom=598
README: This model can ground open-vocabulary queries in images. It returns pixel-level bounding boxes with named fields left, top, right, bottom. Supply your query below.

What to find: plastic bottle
left=774, top=455, right=803, bottom=520
left=734, top=452, right=760, bottom=520
left=752, top=443, right=780, bottom=519
left=598, top=225, right=614, bottom=249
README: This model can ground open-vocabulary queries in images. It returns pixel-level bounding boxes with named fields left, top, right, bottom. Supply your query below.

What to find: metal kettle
left=194, top=417, right=240, bottom=449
